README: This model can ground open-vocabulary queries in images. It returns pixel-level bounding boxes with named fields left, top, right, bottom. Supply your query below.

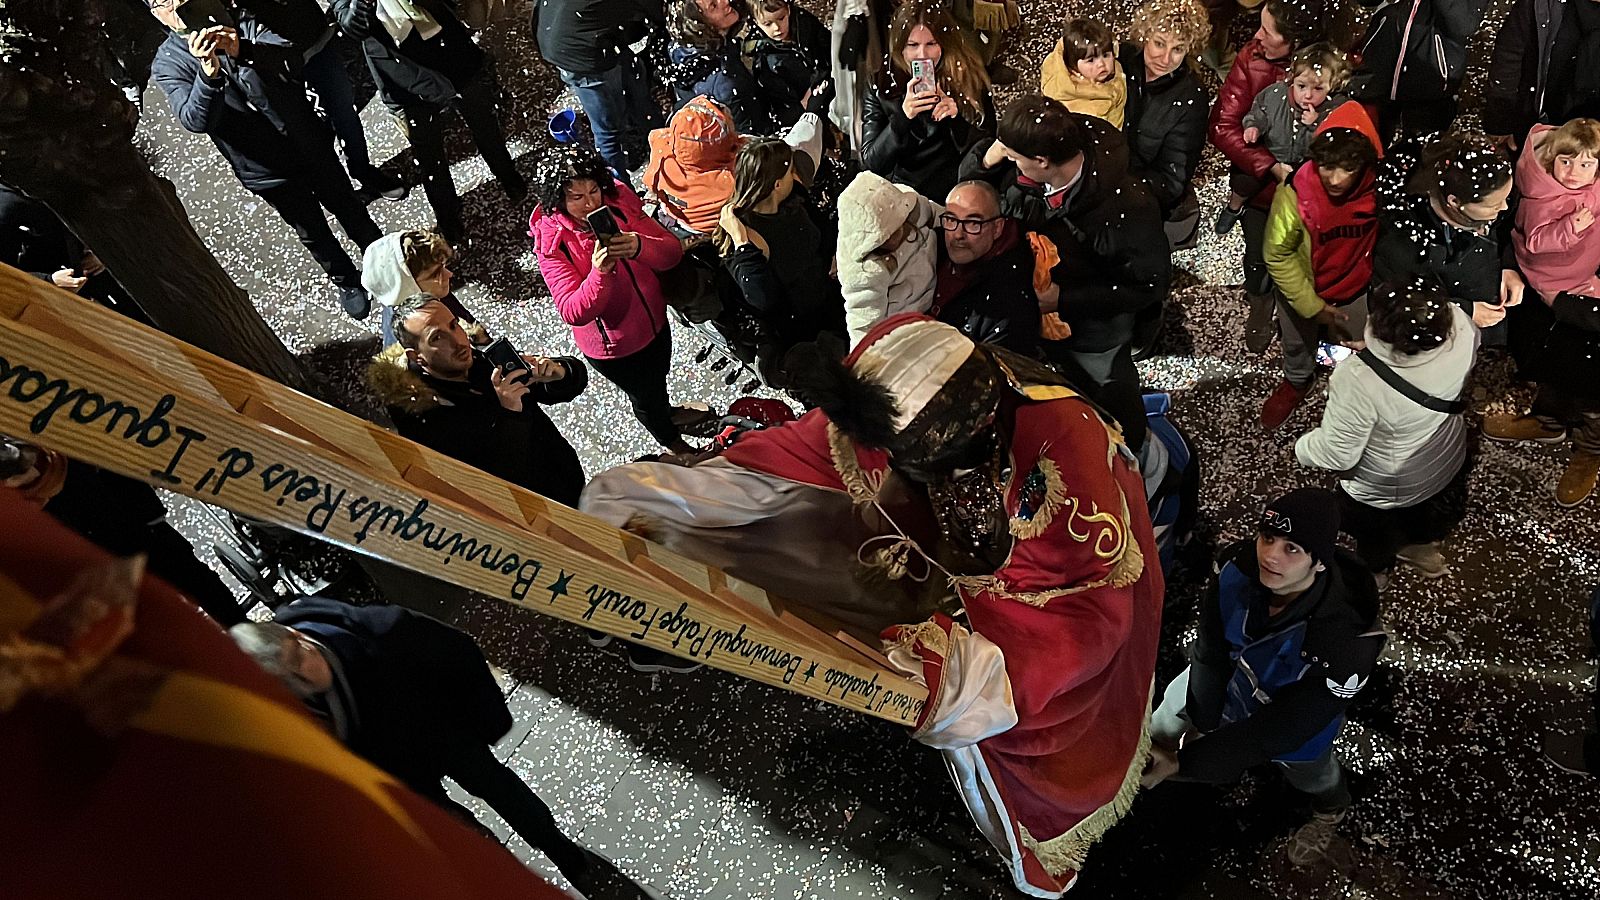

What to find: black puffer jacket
left=1119, top=43, right=1208, bottom=217
left=1349, top=0, right=1487, bottom=105
left=959, top=115, right=1171, bottom=352
left=861, top=81, right=995, bottom=203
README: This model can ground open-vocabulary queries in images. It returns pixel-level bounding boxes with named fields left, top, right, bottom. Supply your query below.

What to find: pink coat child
left=1513, top=120, right=1600, bottom=303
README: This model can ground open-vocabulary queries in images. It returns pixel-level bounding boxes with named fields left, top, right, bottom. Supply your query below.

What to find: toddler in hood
left=1513, top=118, right=1600, bottom=303
left=1040, top=17, right=1127, bottom=128
left=836, top=170, right=942, bottom=346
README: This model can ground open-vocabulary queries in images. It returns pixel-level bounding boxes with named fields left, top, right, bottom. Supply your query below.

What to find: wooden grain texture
left=0, top=265, right=928, bottom=725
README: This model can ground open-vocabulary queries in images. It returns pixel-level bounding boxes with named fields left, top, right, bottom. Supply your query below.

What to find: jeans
left=1278, top=292, right=1369, bottom=386
left=1054, top=343, right=1147, bottom=451
left=302, top=40, right=377, bottom=175
left=405, top=67, right=518, bottom=233
left=254, top=154, right=383, bottom=289
left=1153, top=667, right=1352, bottom=813
left=587, top=324, right=683, bottom=449
left=559, top=49, right=661, bottom=175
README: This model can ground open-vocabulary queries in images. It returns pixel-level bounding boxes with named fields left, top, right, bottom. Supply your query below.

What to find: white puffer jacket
left=836, top=171, right=942, bottom=347
left=1296, top=305, right=1479, bottom=508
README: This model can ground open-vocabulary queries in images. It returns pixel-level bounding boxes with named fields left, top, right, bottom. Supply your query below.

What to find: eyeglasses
left=937, top=214, right=1001, bottom=235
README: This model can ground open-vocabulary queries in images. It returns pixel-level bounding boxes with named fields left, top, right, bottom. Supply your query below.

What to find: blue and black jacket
left=1177, top=541, right=1385, bottom=782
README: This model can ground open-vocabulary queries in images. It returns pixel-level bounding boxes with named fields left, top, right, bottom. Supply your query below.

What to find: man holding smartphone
left=147, top=0, right=384, bottom=319
left=371, top=294, right=591, bottom=507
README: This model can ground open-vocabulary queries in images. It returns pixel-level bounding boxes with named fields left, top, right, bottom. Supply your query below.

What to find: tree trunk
left=0, top=0, right=309, bottom=390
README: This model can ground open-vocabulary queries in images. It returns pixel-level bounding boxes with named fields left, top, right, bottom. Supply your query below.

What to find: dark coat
left=151, top=22, right=331, bottom=191
left=1484, top=0, right=1564, bottom=138
left=1372, top=143, right=1515, bottom=341
left=245, top=0, right=335, bottom=51
left=722, top=190, right=845, bottom=345
left=333, top=0, right=485, bottom=110
left=374, top=351, right=590, bottom=506
left=1349, top=0, right=1487, bottom=105
left=861, top=82, right=994, bottom=204
left=931, top=224, right=1042, bottom=357
left=531, top=0, right=661, bottom=76
left=959, top=115, right=1171, bottom=352
left=1119, top=43, right=1209, bottom=217
left=1179, top=542, right=1384, bottom=782
left=1509, top=292, right=1600, bottom=404
left=274, top=598, right=512, bottom=791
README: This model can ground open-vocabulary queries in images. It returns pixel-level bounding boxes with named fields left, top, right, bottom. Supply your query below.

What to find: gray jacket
left=1241, top=83, right=1346, bottom=167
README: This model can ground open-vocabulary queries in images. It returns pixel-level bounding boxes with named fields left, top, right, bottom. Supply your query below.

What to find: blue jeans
left=559, top=49, right=660, bottom=174
left=303, top=40, right=376, bottom=175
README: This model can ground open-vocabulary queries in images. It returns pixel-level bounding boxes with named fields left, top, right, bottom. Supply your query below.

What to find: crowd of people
left=4, top=0, right=1600, bottom=894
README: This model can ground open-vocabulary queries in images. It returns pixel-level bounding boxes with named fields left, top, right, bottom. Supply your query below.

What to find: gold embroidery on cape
left=885, top=618, right=951, bottom=660
left=827, top=423, right=885, bottom=504
left=1008, top=456, right=1067, bottom=541
left=1017, top=704, right=1153, bottom=876
left=975, top=479, right=1143, bottom=605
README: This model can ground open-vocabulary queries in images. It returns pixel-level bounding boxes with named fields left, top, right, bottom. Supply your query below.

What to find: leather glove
left=838, top=14, right=868, bottom=70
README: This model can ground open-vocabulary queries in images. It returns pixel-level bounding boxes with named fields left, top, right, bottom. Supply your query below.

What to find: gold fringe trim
left=885, top=618, right=950, bottom=660
left=1008, top=456, right=1067, bottom=541
left=1017, top=713, right=1153, bottom=876
left=827, top=423, right=883, bottom=504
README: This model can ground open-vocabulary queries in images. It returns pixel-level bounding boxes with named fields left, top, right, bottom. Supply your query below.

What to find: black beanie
left=1260, top=488, right=1340, bottom=565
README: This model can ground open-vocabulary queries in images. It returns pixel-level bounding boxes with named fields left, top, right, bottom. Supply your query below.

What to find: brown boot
left=1557, top=452, right=1600, bottom=507
left=1483, top=413, right=1567, bottom=444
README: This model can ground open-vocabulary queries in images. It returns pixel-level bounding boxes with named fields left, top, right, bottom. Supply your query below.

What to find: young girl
left=1513, top=118, right=1600, bottom=302
left=836, top=169, right=942, bottom=346
left=1040, top=17, right=1128, bottom=127
left=1217, top=43, right=1350, bottom=233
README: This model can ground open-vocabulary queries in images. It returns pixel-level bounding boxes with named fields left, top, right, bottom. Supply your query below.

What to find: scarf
left=1550, top=0, right=1600, bottom=121
left=1292, top=161, right=1378, bottom=303
left=377, top=0, right=442, bottom=45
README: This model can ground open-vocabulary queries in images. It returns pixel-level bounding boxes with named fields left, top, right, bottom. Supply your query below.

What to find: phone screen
left=1317, top=342, right=1354, bottom=367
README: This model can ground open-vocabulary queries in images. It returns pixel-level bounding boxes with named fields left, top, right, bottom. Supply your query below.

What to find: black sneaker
left=339, top=285, right=373, bottom=320
left=626, top=645, right=702, bottom=674
left=354, top=168, right=410, bottom=203
left=502, top=173, right=529, bottom=204
left=1215, top=204, right=1244, bottom=235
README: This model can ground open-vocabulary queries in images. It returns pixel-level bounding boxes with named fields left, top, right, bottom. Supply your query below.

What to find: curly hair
left=1127, top=0, right=1212, bottom=58
left=1368, top=278, right=1455, bottom=356
left=1289, top=42, right=1351, bottom=93
left=532, top=144, right=617, bottom=216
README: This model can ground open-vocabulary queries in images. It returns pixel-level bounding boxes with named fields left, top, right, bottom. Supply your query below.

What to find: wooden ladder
left=0, top=265, right=927, bottom=725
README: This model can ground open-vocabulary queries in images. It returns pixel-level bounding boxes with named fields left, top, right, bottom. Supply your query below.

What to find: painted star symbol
left=802, top=662, right=819, bottom=683
left=546, top=570, right=575, bottom=604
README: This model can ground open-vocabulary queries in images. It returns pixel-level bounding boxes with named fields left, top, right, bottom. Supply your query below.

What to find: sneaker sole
left=1395, top=557, right=1450, bottom=579
left=1557, top=491, right=1594, bottom=509
left=1482, top=431, right=1567, bottom=444
left=627, top=659, right=703, bottom=675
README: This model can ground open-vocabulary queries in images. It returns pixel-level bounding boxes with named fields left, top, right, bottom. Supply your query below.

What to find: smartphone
left=909, top=58, right=936, bottom=95
left=1317, top=342, right=1354, bottom=367
left=176, top=0, right=236, bottom=34
left=483, top=337, right=530, bottom=381
left=586, top=207, right=620, bottom=239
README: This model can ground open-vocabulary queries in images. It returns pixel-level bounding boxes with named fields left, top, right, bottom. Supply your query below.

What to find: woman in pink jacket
left=530, top=147, right=693, bottom=454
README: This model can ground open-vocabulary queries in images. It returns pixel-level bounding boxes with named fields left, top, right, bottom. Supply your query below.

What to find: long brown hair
left=714, top=138, right=795, bottom=256
left=886, top=2, right=989, bottom=124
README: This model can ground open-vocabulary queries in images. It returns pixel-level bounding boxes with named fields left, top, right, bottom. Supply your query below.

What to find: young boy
left=1261, top=101, right=1383, bottom=430
left=1219, top=43, right=1352, bottom=234
left=1040, top=17, right=1128, bottom=127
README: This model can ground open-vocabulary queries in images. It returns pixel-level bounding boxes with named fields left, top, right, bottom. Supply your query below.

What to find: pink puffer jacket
left=529, top=179, right=684, bottom=359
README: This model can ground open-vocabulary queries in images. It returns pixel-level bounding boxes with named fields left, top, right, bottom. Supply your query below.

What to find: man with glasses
left=928, top=180, right=1044, bottom=357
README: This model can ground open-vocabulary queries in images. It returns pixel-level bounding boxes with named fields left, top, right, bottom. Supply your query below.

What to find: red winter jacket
left=529, top=179, right=684, bottom=360
left=1209, top=38, right=1291, bottom=209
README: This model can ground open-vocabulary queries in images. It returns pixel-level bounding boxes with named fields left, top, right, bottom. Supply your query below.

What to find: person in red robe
left=583, top=314, right=1164, bottom=895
